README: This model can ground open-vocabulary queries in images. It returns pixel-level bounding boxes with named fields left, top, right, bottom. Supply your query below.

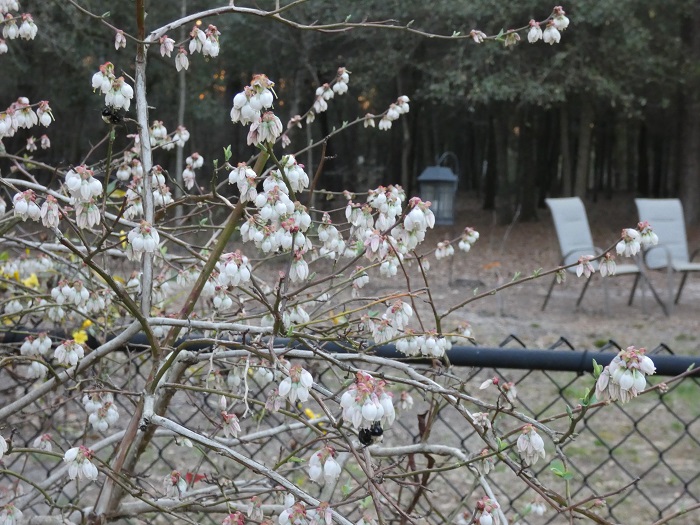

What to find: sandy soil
left=411, top=194, right=700, bottom=355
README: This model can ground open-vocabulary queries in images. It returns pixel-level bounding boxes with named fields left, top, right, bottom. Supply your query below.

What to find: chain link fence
left=1, top=336, right=699, bottom=525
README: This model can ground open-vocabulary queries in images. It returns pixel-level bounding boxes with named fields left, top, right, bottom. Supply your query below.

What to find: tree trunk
left=518, top=111, right=537, bottom=221
left=560, top=106, right=572, bottom=196
left=573, top=100, right=594, bottom=198
left=679, top=3, right=700, bottom=224
left=494, top=108, right=512, bottom=224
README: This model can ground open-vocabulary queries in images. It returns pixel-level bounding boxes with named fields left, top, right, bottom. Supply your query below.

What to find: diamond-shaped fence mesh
left=1, top=336, right=699, bottom=525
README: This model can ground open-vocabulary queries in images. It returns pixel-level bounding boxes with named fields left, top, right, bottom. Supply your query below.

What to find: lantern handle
left=435, top=151, right=459, bottom=178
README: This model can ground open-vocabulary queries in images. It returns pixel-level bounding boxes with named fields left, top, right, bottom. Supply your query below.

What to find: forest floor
left=391, top=193, right=700, bottom=356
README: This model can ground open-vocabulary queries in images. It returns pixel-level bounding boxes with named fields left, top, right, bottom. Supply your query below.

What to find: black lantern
left=417, top=152, right=459, bottom=226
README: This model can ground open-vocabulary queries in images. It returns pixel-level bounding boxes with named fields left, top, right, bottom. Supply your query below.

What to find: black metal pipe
left=3, top=329, right=697, bottom=377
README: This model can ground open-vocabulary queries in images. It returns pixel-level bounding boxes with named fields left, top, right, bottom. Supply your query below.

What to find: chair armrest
left=642, top=244, right=673, bottom=270
left=690, top=246, right=700, bottom=262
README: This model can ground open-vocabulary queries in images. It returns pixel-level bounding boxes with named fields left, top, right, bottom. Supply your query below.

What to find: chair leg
left=576, top=276, right=592, bottom=307
left=542, top=275, right=557, bottom=311
left=627, top=274, right=640, bottom=306
left=674, top=272, right=689, bottom=304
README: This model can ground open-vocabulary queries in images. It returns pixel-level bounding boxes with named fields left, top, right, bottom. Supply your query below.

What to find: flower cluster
left=474, top=497, right=500, bottom=525
left=278, top=363, right=314, bottom=404
left=228, top=162, right=258, bottom=202
left=54, top=339, right=85, bottom=367
left=435, top=240, right=454, bottom=260
left=308, top=446, right=342, bottom=484
left=231, top=74, right=275, bottom=126
left=0, top=97, right=52, bottom=139
left=340, top=371, right=395, bottom=431
left=190, top=24, right=220, bottom=58
left=91, top=61, right=134, bottom=111
left=127, top=221, right=160, bottom=261
left=83, top=392, right=119, bottom=432
left=395, top=330, right=452, bottom=358
left=595, top=346, right=656, bottom=404
left=12, top=189, right=41, bottom=221
left=616, top=220, right=658, bottom=257
left=182, top=152, right=204, bottom=190
left=374, top=95, right=410, bottom=130
left=21, top=333, right=52, bottom=356
left=458, top=227, right=480, bottom=252
left=63, top=445, right=99, bottom=481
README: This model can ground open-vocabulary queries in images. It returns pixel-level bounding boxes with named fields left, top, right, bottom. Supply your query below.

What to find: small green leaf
left=287, top=456, right=305, bottom=463
left=106, top=180, right=117, bottom=195
left=223, top=145, right=232, bottom=162
left=565, top=405, right=574, bottom=419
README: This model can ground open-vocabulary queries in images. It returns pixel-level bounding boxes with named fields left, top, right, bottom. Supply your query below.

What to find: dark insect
left=358, top=421, right=384, bottom=447
left=102, top=105, right=125, bottom=124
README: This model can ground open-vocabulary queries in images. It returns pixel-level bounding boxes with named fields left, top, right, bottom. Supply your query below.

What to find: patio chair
left=635, top=198, right=700, bottom=307
left=542, top=197, right=666, bottom=313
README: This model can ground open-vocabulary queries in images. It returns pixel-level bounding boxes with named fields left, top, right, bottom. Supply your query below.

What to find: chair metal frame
left=542, top=197, right=667, bottom=314
left=635, top=198, right=700, bottom=309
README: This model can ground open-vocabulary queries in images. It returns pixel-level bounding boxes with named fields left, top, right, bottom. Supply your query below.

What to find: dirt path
left=420, top=194, right=700, bottom=355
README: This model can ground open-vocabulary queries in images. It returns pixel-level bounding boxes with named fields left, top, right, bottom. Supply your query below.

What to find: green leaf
left=106, top=180, right=117, bottom=196
left=550, top=460, right=574, bottom=480
left=223, top=145, right=232, bottom=162
left=287, top=456, right=305, bottom=463
left=565, top=404, right=574, bottom=419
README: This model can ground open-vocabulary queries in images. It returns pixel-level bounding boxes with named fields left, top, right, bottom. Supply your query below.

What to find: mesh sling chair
left=542, top=197, right=667, bottom=313
left=635, top=198, right=700, bottom=308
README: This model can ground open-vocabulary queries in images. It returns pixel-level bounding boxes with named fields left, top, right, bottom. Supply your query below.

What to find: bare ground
left=411, top=194, right=700, bottom=355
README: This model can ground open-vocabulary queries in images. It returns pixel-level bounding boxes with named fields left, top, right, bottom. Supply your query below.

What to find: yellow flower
left=22, top=273, right=40, bottom=288
left=81, top=319, right=93, bottom=329
left=72, top=330, right=89, bottom=345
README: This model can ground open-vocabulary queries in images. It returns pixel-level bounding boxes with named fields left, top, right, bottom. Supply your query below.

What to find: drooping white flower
left=160, top=35, right=175, bottom=57
left=0, top=434, right=7, bottom=460
left=552, top=6, right=570, bottom=31
left=63, top=445, right=99, bottom=481
left=65, top=165, right=102, bottom=202
left=308, top=446, right=342, bottom=484
left=13, top=190, right=41, bottom=221
left=516, top=425, right=546, bottom=465
left=576, top=255, right=595, bottom=278
left=163, top=470, right=188, bottom=498
left=175, top=47, right=189, bottom=71
left=54, top=340, right=85, bottom=367
left=543, top=22, right=561, bottom=45
left=637, top=220, right=659, bottom=248
left=221, top=411, right=241, bottom=438
left=527, top=20, right=542, bottom=43
left=127, top=221, right=160, bottom=261
left=0, top=503, right=23, bottom=525
left=277, top=364, right=313, bottom=404
left=40, top=195, right=60, bottom=229
left=616, top=228, right=642, bottom=257
left=596, top=346, right=656, bottom=404
left=340, top=371, right=395, bottom=430
left=114, top=30, right=126, bottom=50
